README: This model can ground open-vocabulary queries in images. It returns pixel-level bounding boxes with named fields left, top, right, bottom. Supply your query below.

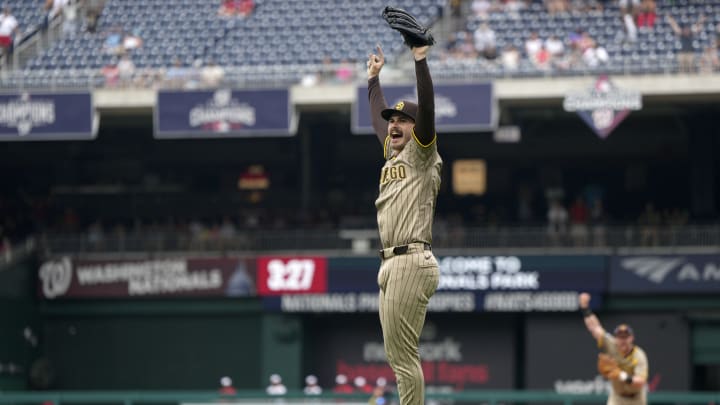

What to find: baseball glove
left=382, top=6, right=435, bottom=48
left=597, top=353, right=622, bottom=380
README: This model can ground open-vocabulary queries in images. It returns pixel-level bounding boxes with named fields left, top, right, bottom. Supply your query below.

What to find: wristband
left=581, top=307, right=594, bottom=318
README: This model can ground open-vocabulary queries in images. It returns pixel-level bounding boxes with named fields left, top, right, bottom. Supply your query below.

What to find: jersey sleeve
left=633, top=349, right=649, bottom=379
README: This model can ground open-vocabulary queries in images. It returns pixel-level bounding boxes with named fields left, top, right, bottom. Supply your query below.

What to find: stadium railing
left=38, top=224, right=720, bottom=254
left=0, top=390, right=718, bottom=405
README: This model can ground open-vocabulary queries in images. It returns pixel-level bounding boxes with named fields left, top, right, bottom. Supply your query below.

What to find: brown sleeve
left=413, top=58, right=436, bottom=146
left=368, top=76, right=389, bottom=145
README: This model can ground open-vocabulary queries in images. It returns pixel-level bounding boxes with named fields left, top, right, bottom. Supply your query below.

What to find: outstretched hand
left=367, top=44, right=385, bottom=79
left=579, top=292, right=591, bottom=309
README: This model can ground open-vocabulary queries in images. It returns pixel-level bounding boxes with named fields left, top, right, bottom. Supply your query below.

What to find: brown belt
left=619, top=392, right=638, bottom=398
left=379, top=242, right=431, bottom=260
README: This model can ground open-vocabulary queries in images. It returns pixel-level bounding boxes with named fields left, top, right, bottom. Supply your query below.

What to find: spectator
left=544, top=0, right=569, bottom=15
left=501, top=44, right=520, bottom=71
left=524, top=31, right=543, bottom=62
left=335, top=59, right=354, bottom=83
left=164, top=58, right=189, bottom=88
left=303, top=374, right=322, bottom=395
left=638, top=202, right=661, bottom=246
left=456, top=30, right=479, bottom=59
left=667, top=14, right=705, bottom=73
left=333, top=374, right=354, bottom=394
left=117, top=54, right=136, bottom=86
left=237, top=0, right=255, bottom=18
left=546, top=34, right=569, bottom=69
left=636, top=0, right=656, bottom=30
left=101, top=59, right=119, bottom=87
left=354, top=376, right=373, bottom=394
left=43, top=0, right=67, bottom=30
left=123, top=30, right=143, bottom=53
left=471, top=0, right=492, bottom=20
left=61, top=0, right=79, bottom=35
left=201, top=59, right=225, bottom=88
left=85, top=0, right=105, bottom=33
left=545, top=35, right=565, bottom=59
left=699, top=44, right=719, bottom=74
left=622, top=8, right=638, bottom=42
left=547, top=199, right=568, bottom=245
left=569, top=196, right=589, bottom=246
left=589, top=197, right=607, bottom=247
left=618, top=0, right=639, bottom=15
left=504, top=0, right=525, bottom=19
left=0, top=7, right=20, bottom=60
left=532, top=44, right=551, bottom=70
left=102, top=28, right=124, bottom=55
left=218, top=376, right=237, bottom=396
left=582, top=43, right=609, bottom=68
left=473, top=23, right=497, bottom=59
left=266, top=374, right=287, bottom=396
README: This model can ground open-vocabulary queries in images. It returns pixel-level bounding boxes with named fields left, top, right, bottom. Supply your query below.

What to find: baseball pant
left=378, top=247, right=439, bottom=405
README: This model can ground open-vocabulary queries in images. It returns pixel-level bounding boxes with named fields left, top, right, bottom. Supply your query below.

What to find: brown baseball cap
left=381, top=100, right=418, bottom=121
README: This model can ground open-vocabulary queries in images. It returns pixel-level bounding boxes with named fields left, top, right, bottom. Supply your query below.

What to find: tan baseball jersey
left=599, top=332, right=649, bottom=405
left=375, top=132, right=442, bottom=247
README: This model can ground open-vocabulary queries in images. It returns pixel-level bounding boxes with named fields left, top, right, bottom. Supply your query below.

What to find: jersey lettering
left=380, top=164, right=407, bottom=185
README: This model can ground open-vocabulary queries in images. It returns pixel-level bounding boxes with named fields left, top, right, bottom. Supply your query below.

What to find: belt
left=379, top=242, right=431, bottom=260
left=619, top=392, right=638, bottom=399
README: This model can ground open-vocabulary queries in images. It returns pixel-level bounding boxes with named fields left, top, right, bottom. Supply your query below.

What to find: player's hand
left=411, top=45, right=430, bottom=61
left=579, top=292, right=591, bottom=309
left=367, top=44, right=385, bottom=79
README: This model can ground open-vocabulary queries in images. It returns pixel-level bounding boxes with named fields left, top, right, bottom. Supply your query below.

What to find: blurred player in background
left=579, top=292, right=648, bottom=405
left=366, top=38, right=441, bottom=405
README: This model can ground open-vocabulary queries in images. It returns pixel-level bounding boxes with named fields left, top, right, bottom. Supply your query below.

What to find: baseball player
left=366, top=39, right=441, bottom=405
left=579, top=292, right=649, bottom=405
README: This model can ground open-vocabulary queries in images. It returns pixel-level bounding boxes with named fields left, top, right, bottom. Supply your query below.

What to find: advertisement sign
left=352, top=83, right=495, bottom=134
left=38, top=257, right=255, bottom=299
left=610, top=254, right=720, bottom=293
left=154, top=88, right=294, bottom=138
left=563, top=76, right=641, bottom=139
left=525, top=313, right=690, bottom=392
left=256, top=256, right=328, bottom=296
left=0, top=92, right=96, bottom=141
left=263, top=255, right=605, bottom=312
left=307, top=316, right=515, bottom=391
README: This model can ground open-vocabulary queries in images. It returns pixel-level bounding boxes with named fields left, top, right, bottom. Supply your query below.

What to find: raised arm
left=579, top=292, right=606, bottom=341
left=367, top=45, right=390, bottom=145
left=666, top=14, right=681, bottom=35
left=412, top=46, right=436, bottom=146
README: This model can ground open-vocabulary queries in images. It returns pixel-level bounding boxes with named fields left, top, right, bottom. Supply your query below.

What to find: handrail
left=0, top=390, right=718, bottom=405
left=38, top=224, right=720, bottom=254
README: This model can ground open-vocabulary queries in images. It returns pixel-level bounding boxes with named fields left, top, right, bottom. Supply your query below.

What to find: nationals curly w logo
left=39, top=257, right=73, bottom=299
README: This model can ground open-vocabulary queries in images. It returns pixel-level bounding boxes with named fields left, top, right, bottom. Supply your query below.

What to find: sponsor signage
left=154, top=88, right=294, bottom=138
left=610, top=254, right=720, bottom=293
left=38, top=257, right=255, bottom=299
left=308, top=317, right=515, bottom=391
left=0, top=92, right=96, bottom=141
left=263, top=255, right=605, bottom=312
left=352, top=83, right=495, bottom=134
left=563, top=75, right=641, bottom=139
left=256, top=256, right=327, bottom=296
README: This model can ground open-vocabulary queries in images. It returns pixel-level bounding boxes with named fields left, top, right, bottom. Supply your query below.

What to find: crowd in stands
left=440, top=0, right=719, bottom=73
left=0, top=183, right=700, bottom=255
left=3, top=0, right=717, bottom=86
